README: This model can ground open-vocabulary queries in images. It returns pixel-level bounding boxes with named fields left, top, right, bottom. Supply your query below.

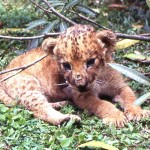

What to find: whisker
left=55, top=83, right=68, bottom=86
left=55, top=81, right=69, bottom=86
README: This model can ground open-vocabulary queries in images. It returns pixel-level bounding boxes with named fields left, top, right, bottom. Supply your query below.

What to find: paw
left=54, top=114, right=81, bottom=125
left=67, top=114, right=81, bottom=122
left=102, top=111, right=128, bottom=128
left=124, top=106, right=150, bottom=121
left=50, top=101, right=68, bottom=109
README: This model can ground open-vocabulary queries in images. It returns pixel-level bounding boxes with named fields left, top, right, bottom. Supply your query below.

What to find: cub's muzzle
left=75, top=76, right=88, bottom=92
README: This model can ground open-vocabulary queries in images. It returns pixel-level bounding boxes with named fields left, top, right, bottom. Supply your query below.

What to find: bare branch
left=144, top=72, right=150, bottom=76
left=30, top=0, right=50, bottom=15
left=70, top=10, right=109, bottom=30
left=0, top=33, right=59, bottom=40
left=1, top=32, right=150, bottom=41
left=42, top=0, right=76, bottom=25
left=116, top=33, right=150, bottom=41
left=0, top=70, right=23, bottom=83
left=0, top=54, right=48, bottom=82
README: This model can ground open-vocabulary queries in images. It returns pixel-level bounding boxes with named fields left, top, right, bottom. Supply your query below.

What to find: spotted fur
left=0, top=25, right=149, bottom=127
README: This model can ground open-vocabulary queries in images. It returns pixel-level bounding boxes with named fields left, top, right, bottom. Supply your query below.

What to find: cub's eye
left=86, top=58, right=95, bottom=68
left=62, top=62, right=71, bottom=70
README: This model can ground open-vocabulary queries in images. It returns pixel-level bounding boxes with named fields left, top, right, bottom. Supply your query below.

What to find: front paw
left=53, top=114, right=81, bottom=125
left=102, top=111, right=128, bottom=128
left=124, top=105, right=150, bottom=121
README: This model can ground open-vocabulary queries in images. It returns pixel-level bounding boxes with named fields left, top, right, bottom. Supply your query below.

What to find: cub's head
left=42, top=25, right=116, bottom=92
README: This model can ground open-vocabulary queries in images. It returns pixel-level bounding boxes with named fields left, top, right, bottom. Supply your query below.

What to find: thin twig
left=0, top=54, right=48, bottom=82
left=116, top=33, right=150, bottom=41
left=0, top=33, right=59, bottom=40
left=141, top=60, right=150, bottom=63
left=140, top=33, right=150, bottom=36
left=0, top=70, right=23, bottom=83
left=30, top=0, right=51, bottom=15
left=70, top=10, right=109, bottom=30
left=42, top=0, right=76, bottom=25
left=1, top=32, right=150, bottom=41
left=144, top=72, right=150, bottom=75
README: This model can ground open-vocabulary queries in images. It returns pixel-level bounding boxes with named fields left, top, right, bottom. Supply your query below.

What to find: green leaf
left=25, top=19, right=48, bottom=30
left=78, top=141, right=118, bottom=150
left=124, top=53, right=150, bottom=62
left=0, top=114, right=6, bottom=121
left=75, top=5, right=97, bottom=17
left=134, top=92, right=150, bottom=106
left=108, top=63, right=150, bottom=86
left=63, top=0, right=80, bottom=11
left=60, top=138, right=73, bottom=147
left=146, top=0, right=150, bottom=8
left=65, top=118, right=75, bottom=128
left=127, top=123, right=134, bottom=132
left=27, top=39, right=39, bottom=50
left=59, top=21, right=68, bottom=32
left=0, top=104, right=9, bottom=112
left=50, top=1, right=64, bottom=8
left=40, top=20, right=59, bottom=34
left=27, top=20, right=59, bottom=50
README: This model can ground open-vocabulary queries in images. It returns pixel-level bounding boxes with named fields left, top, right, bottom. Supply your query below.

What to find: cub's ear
left=96, top=30, right=116, bottom=54
left=42, top=37, right=57, bottom=55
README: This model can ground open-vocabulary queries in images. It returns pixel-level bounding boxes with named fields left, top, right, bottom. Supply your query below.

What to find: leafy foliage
left=0, top=1, right=38, bottom=28
left=108, top=63, right=150, bottom=86
left=23, top=0, right=98, bottom=49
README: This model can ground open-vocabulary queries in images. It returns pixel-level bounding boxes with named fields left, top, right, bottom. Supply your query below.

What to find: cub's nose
left=75, top=75, right=88, bottom=92
left=76, top=74, right=82, bottom=81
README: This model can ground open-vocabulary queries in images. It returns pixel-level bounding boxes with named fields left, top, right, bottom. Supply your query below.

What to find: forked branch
left=0, top=54, right=48, bottom=82
left=42, top=0, right=76, bottom=25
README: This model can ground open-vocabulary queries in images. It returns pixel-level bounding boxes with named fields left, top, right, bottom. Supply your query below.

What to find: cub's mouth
left=77, top=84, right=89, bottom=93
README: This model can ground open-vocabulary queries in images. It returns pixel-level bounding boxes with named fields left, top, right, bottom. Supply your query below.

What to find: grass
left=0, top=1, right=150, bottom=150
left=0, top=103, right=149, bottom=150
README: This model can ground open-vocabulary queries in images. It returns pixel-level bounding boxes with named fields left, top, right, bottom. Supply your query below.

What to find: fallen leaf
left=116, top=39, right=140, bottom=50
left=78, top=141, right=118, bottom=150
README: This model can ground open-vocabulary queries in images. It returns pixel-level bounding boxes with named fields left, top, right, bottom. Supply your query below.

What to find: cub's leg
left=0, top=84, right=16, bottom=106
left=114, top=86, right=150, bottom=121
left=73, top=94, right=128, bottom=127
left=4, top=75, right=80, bottom=125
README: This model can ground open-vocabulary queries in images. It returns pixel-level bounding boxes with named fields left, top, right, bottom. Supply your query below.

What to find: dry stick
left=0, top=33, right=59, bottom=40
left=1, top=32, right=150, bottom=41
left=42, top=0, right=76, bottom=25
left=144, top=72, right=150, bottom=75
left=116, top=33, right=150, bottom=41
left=70, top=10, right=109, bottom=30
left=140, top=33, right=150, bottom=36
left=0, top=54, right=48, bottom=82
left=30, top=0, right=51, bottom=15
left=0, top=70, right=23, bottom=83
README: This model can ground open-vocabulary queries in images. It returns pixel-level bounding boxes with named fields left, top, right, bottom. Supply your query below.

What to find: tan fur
left=0, top=25, right=149, bottom=127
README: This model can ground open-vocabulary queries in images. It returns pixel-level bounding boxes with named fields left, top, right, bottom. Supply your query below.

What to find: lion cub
left=0, top=25, right=149, bottom=127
